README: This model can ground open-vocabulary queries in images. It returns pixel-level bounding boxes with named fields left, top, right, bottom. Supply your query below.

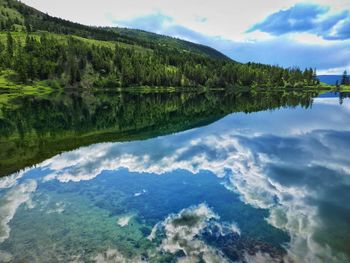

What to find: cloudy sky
left=22, top=0, right=350, bottom=74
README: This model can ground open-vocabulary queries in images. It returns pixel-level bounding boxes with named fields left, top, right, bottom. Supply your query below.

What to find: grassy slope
left=0, top=31, right=152, bottom=53
left=319, top=81, right=350, bottom=92
left=339, top=85, right=350, bottom=91
left=0, top=70, right=53, bottom=106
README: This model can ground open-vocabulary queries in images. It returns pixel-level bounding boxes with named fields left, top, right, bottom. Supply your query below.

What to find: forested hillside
left=0, top=0, right=319, bottom=88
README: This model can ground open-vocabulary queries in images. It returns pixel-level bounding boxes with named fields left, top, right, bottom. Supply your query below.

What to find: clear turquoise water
left=0, top=94, right=350, bottom=262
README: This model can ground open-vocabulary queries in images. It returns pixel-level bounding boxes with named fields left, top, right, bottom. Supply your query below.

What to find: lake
left=0, top=89, right=349, bottom=263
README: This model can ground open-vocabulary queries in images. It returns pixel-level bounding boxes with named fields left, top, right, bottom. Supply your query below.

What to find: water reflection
left=0, top=93, right=349, bottom=262
left=0, top=89, right=316, bottom=176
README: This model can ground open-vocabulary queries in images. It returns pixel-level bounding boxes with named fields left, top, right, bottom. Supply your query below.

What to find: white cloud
left=0, top=168, right=32, bottom=190
left=317, top=64, right=350, bottom=75
left=152, top=203, right=231, bottom=263
left=21, top=0, right=350, bottom=41
left=0, top=180, right=37, bottom=243
left=94, top=204, right=238, bottom=262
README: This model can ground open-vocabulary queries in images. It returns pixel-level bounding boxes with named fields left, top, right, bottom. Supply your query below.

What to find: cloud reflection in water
left=1, top=97, right=350, bottom=262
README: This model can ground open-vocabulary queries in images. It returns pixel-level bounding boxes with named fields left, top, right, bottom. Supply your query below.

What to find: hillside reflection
left=0, top=89, right=317, bottom=176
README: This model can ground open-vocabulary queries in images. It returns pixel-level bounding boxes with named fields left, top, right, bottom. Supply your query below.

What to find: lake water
left=0, top=90, right=349, bottom=263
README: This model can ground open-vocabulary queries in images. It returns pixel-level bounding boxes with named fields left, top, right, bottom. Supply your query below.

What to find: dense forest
left=0, top=0, right=319, bottom=89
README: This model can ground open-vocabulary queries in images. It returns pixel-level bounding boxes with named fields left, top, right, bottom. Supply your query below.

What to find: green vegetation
left=341, top=86, right=350, bottom=91
left=0, top=0, right=320, bottom=89
left=0, top=69, right=54, bottom=105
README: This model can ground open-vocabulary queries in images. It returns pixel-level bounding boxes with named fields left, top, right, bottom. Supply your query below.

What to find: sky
left=22, top=0, right=350, bottom=74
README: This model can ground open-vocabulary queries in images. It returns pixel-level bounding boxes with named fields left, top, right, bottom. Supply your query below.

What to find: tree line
left=0, top=32, right=319, bottom=88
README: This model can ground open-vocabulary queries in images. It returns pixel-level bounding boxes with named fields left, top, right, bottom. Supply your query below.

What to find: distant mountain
left=318, top=75, right=341, bottom=85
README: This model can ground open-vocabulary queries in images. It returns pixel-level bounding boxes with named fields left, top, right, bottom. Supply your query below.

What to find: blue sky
left=23, top=0, right=350, bottom=74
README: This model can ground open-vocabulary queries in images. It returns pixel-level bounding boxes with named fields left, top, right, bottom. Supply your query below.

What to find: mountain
left=0, top=0, right=318, bottom=89
left=317, top=75, right=341, bottom=85
left=104, top=27, right=229, bottom=60
left=0, top=0, right=228, bottom=60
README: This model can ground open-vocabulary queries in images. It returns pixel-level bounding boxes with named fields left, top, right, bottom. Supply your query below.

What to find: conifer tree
left=341, top=70, right=349, bottom=85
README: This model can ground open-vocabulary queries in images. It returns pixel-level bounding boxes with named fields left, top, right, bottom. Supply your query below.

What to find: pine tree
left=312, top=68, right=318, bottom=85
left=341, top=70, right=349, bottom=85
left=6, top=31, right=14, bottom=57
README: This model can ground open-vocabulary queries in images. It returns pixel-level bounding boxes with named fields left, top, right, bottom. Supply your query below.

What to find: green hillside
left=0, top=0, right=227, bottom=59
left=0, top=0, right=319, bottom=89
